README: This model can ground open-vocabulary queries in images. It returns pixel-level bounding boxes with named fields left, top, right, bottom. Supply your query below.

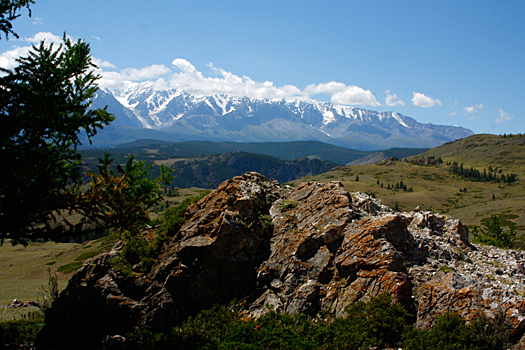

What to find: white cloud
left=162, top=58, right=380, bottom=106
left=92, top=57, right=116, bottom=69
left=331, top=86, right=381, bottom=106
left=496, top=109, right=514, bottom=124
left=23, top=32, right=65, bottom=44
left=0, top=45, right=31, bottom=70
left=32, top=17, right=43, bottom=25
left=97, top=71, right=128, bottom=90
left=121, top=65, right=171, bottom=81
left=464, top=104, right=483, bottom=114
left=450, top=112, right=457, bottom=116
left=0, top=33, right=382, bottom=107
left=385, top=90, right=405, bottom=107
left=411, top=92, right=442, bottom=108
left=96, top=65, right=172, bottom=90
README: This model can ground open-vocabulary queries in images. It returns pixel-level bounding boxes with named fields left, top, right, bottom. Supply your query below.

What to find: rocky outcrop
left=37, top=172, right=525, bottom=349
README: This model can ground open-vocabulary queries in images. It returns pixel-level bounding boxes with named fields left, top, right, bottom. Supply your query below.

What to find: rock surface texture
left=37, top=172, right=525, bottom=349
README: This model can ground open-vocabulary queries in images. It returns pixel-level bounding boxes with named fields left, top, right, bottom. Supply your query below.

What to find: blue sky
left=1, top=0, right=524, bottom=134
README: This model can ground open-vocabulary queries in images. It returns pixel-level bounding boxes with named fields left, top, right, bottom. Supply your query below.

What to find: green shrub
left=403, top=311, right=512, bottom=350
left=158, top=190, right=211, bottom=236
left=112, top=229, right=164, bottom=276
left=280, top=200, right=298, bottom=212
left=0, top=319, right=45, bottom=347
left=112, top=191, right=212, bottom=276
left=471, top=215, right=517, bottom=249
left=125, top=294, right=516, bottom=350
left=126, top=293, right=411, bottom=350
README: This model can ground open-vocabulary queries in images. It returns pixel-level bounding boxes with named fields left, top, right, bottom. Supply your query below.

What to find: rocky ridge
left=37, top=172, right=525, bottom=349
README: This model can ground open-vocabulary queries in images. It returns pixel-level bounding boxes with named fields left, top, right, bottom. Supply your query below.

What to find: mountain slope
left=415, top=133, right=525, bottom=168
left=92, top=82, right=474, bottom=150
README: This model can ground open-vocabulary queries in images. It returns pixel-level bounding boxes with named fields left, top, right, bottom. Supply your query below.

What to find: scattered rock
left=3, top=298, right=41, bottom=309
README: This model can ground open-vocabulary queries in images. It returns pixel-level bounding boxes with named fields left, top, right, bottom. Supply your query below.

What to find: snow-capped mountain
left=91, top=82, right=473, bottom=150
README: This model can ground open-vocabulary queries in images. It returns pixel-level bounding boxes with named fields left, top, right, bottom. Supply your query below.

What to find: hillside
left=288, top=134, right=525, bottom=246
left=417, top=133, right=525, bottom=168
left=80, top=140, right=428, bottom=188
left=164, top=151, right=339, bottom=188
left=81, top=139, right=428, bottom=166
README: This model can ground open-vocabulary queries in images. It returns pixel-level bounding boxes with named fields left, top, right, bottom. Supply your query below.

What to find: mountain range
left=89, top=82, right=474, bottom=150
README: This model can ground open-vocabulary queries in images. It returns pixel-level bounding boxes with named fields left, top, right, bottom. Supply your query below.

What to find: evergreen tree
left=0, top=37, right=114, bottom=245
left=0, top=0, right=34, bottom=40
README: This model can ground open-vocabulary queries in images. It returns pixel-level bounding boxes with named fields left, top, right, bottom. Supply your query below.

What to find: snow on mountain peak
left=95, top=83, right=473, bottom=150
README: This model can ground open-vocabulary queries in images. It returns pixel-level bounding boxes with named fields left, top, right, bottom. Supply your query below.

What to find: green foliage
left=259, top=214, right=273, bottom=232
left=125, top=294, right=516, bottom=350
left=331, top=292, right=411, bottom=348
left=280, top=199, right=299, bottom=212
left=112, top=191, right=211, bottom=276
left=72, top=152, right=173, bottom=236
left=471, top=215, right=517, bottom=248
left=112, top=229, right=163, bottom=276
left=403, top=311, right=512, bottom=350
left=126, top=293, right=412, bottom=350
left=158, top=190, right=211, bottom=236
left=0, top=318, right=44, bottom=347
left=0, top=0, right=34, bottom=40
left=0, top=36, right=114, bottom=245
left=451, top=162, right=518, bottom=184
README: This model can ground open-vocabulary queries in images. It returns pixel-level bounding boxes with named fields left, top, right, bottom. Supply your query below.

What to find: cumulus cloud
left=0, top=45, right=31, bottom=70
left=92, top=57, right=116, bottom=69
left=411, top=92, right=442, bottom=108
left=496, top=109, right=514, bottom=124
left=162, top=58, right=380, bottom=106
left=331, top=86, right=381, bottom=106
left=464, top=104, right=483, bottom=114
left=385, top=90, right=405, bottom=107
left=0, top=34, right=382, bottom=107
left=450, top=112, right=457, bottom=116
left=121, top=65, right=171, bottom=81
left=96, top=65, right=172, bottom=90
left=23, top=32, right=65, bottom=44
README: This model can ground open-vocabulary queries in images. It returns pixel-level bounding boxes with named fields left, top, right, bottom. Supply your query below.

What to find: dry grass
left=288, top=157, right=525, bottom=247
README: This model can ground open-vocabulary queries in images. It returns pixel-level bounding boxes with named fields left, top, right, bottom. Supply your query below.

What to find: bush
left=403, top=311, right=512, bottom=350
left=0, top=319, right=45, bottom=347
left=112, top=191, right=211, bottom=276
left=126, top=293, right=412, bottom=350
left=158, top=190, right=211, bottom=236
left=471, top=215, right=516, bottom=248
left=125, top=294, right=516, bottom=350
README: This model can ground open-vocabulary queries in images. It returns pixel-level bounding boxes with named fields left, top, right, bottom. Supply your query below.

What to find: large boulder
left=37, top=172, right=525, bottom=349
